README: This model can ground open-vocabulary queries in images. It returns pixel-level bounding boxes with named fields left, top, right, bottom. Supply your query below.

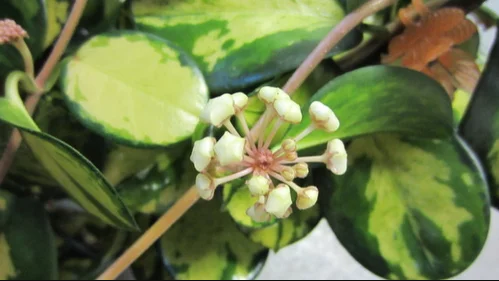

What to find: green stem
left=10, top=39, right=35, bottom=78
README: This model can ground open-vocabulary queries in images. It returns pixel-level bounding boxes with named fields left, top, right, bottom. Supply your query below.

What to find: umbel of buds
left=190, top=86, right=348, bottom=222
left=0, top=19, right=27, bottom=44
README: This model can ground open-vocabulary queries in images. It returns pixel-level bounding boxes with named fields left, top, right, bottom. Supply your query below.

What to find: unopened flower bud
left=265, top=184, right=292, bottom=218
left=232, top=92, right=248, bottom=112
left=309, top=101, right=339, bottom=132
left=325, top=139, right=347, bottom=175
left=214, top=132, right=246, bottom=166
left=296, top=186, right=319, bottom=210
left=293, top=162, right=309, bottom=178
left=285, top=151, right=298, bottom=161
left=200, top=94, right=235, bottom=127
left=246, top=202, right=271, bottom=222
left=282, top=207, right=293, bottom=219
left=281, top=166, right=296, bottom=181
left=195, top=173, right=216, bottom=200
left=274, top=99, right=302, bottom=124
left=0, top=19, right=28, bottom=44
left=190, top=137, right=215, bottom=172
left=258, top=86, right=290, bottom=104
left=281, top=139, right=296, bottom=153
left=247, top=175, right=270, bottom=196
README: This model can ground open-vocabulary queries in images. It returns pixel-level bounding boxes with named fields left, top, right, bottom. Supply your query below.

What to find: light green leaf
left=133, top=0, right=361, bottom=93
left=324, top=133, right=490, bottom=280
left=0, top=193, right=57, bottom=280
left=0, top=72, right=137, bottom=230
left=60, top=31, right=208, bottom=147
left=160, top=199, right=268, bottom=280
left=284, top=66, right=454, bottom=151
left=459, top=24, right=499, bottom=207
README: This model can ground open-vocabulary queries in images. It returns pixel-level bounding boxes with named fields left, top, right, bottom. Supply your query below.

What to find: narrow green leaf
left=459, top=23, right=499, bottom=207
left=284, top=66, right=454, bottom=151
left=324, top=133, right=490, bottom=280
left=0, top=73, right=137, bottom=230
left=160, top=200, right=268, bottom=280
left=133, top=0, right=361, bottom=93
left=60, top=31, right=208, bottom=147
left=0, top=193, right=57, bottom=280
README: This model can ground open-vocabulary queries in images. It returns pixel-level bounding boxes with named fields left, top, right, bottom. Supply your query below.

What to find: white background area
left=258, top=1, right=499, bottom=280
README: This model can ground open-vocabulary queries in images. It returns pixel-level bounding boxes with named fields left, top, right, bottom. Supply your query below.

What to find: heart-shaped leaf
left=0, top=192, right=57, bottom=280
left=323, top=133, right=490, bottom=280
left=159, top=199, right=268, bottom=280
left=284, top=66, right=454, bottom=151
left=0, top=72, right=137, bottom=230
left=60, top=31, right=208, bottom=147
left=133, top=0, right=361, bottom=93
left=459, top=24, right=499, bottom=207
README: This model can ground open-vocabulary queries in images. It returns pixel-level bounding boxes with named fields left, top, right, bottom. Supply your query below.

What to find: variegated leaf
left=160, top=199, right=268, bottom=280
left=324, top=133, right=490, bottom=280
left=284, top=66, right=454, bottom=151
left=60, top=31, right=208, bottom=147
left=133, top=0, right=361, bottom=93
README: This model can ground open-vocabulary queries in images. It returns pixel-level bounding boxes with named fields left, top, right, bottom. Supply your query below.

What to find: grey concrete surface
left=258, top=2, right=499, bottom=280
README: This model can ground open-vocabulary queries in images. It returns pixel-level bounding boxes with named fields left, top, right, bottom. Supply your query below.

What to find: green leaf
left=248, top=204, right=321, bottom=251
left=160, top=200, right=268, bottom=280
left=459, top=24, right=499, bottom=207
left=117, top=156, right=193, bottom=215
left=0, top=191, right=14, bottom=228
left=133, top=0, right=361, bottom=93
left=60, top=31, right=208, bottom=147
left=0, top=0, right=46, bottom=58
left=283, top=66, right=454, bottom=151
left=324, top=133, right=490, bottom=280
left=0, top=72, right=137, bottom=230
left=0, top=193, right=57, bottom=280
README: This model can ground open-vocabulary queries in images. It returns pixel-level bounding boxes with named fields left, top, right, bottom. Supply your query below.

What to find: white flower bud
left=325, top=139, right=347, bottom=175
left=309, top=101, right=339, bottom=132
left=265, top=184, right=292, bottom=218
left=214, top=132, right=246, bottom=166
left=281, top=166, right=296, bottom=181
left=281, top=139, right=296, bottom=153
left=258, top=86, right=290, bottom=104
left=293, top=162, right=309, bottom=178
left=247, top=175, right=270, bottom=196
left=200, top=94, right=235, bottom=127
left=285, top=151, right=298, bottom=161
left=274, top=99, right=302, bottom=124
left=232, top=92, right=248, bottom=112
left=190, top=137, right=216, bottom=172
left=195, top=173, right=215, bottom=200
left=282, top=207, right=293, bottom=219
left=326, top=139, right=346, bottom=155
left=246, top=202, right=271, bottom=223
left=296, top=186, right=319, bottom=210
left=327, top=152, right=347, bottom=175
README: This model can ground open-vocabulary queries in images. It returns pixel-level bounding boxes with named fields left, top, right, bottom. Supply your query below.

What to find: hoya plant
left=0, top=0, right=497, bottom=280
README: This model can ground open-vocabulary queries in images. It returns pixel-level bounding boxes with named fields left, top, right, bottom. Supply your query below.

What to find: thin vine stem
left=0, top=0, right=88, bottom=184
